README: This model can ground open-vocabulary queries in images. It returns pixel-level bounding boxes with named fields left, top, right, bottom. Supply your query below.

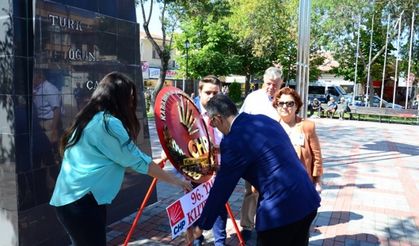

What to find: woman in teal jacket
left=50, top=72, right=191, bottom=246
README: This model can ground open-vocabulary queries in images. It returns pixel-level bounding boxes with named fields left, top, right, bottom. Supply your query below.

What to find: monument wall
left=0, top=0, right=156, bottom=244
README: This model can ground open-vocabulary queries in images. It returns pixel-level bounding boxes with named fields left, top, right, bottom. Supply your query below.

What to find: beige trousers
left=240, top=180, right=258, bottom=230
left=40, top=119, right=58, bottom=143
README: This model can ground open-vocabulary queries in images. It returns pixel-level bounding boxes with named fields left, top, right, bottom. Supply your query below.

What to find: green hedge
left=228, top=82, right=242, bottom=103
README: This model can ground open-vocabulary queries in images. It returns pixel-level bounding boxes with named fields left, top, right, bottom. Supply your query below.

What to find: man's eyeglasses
left=277, top=101, right=295, bottom=107
left=209, top=115, right=220, bottom=127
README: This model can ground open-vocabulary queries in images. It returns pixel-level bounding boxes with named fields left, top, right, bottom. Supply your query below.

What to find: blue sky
left=135, top=1, right=162, bottom=36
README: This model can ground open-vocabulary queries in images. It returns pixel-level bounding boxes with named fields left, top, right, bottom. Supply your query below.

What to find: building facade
left=140, top=32, right=195, bottom=93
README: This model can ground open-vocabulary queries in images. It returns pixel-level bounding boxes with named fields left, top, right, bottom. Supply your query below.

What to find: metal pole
left=299, top=0, right=307, bottom=116
left=380, top=15, right=390, bottom=108
left=123, top=159, right=166, bottom=246
left=296, top=0, right=304, bottom=94
left=183, top=40, right=190, bottom=92
left=296, top=0, right=311, bottom=118
left=393, top=13, right=403, bottom=108
left=353, top=15, right=361, bottom=105
left=186, top=47, right=189, bottom=92
left=366, top=6, right=375, bottom=107
left=225, top=203, right=245, bottom=246
left=405, top=10, right=415, bottom=109
left=303, top=0, right=311, bottom=118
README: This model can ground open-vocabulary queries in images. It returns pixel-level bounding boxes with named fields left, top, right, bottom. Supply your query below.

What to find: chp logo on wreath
left=166, top=200, right=186, bottom=236
left=154, top=86, right=217, bottom=183
left=167, top=200, right=185, bottom=226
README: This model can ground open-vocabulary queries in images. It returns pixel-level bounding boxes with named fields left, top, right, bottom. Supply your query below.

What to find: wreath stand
left=123, top=159, right=245, bottom=246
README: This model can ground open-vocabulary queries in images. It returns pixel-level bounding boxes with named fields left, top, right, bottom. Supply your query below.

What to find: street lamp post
left=183, top=39, right=190, bottom=91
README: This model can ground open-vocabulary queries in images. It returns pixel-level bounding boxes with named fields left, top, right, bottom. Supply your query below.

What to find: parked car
left=308, top=84, right=352, bottom=104
left=287, top=81, right=352, bottom=104
left=351, top=96, right=403, bottom=109
left=351, top=96, right=366, bottom=107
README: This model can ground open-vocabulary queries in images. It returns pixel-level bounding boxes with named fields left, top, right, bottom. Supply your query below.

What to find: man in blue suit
left=187, top=94, right=321, bottom=246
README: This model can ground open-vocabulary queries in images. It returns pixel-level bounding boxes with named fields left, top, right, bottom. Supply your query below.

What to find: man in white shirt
left=194, top=76, right=224, bottom=155
left=192, top=75, right=226, bottom=246
left=239, top=66, right=284, bottom=241
left=239, top=67, right=283, bottom=120
left=33, top=69, right=62, bottom=145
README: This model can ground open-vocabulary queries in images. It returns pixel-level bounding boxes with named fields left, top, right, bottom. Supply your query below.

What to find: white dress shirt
left=239, top=89, right=278, bottom=120
left=33, top=80, right=61, bottom=120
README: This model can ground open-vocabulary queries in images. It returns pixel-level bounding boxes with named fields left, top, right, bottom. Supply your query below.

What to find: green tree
left=228, top=82, right=242, bottom=103
left=228, top=0, right=323, bottom=92
left=174, top=0, right=241, bottom=79
left=174, top=0, right=327, bottom=97
left=172, top=0, right=418, bottom=105
left=227, top=0, right=274, bottom=94
left=313, top=0, right=418, bottom=104
left=137, top=0, right=184, bottom=107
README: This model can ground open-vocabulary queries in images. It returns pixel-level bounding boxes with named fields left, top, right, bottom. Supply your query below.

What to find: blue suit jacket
left=197, top=113, right=321, bottom=232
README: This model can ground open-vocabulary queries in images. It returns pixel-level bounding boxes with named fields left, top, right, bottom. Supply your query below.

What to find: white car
left=371, top=96, right=403, bottom=109
left=351, top=96, right=403, bottom=109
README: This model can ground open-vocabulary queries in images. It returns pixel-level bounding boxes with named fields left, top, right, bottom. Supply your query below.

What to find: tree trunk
left=368, top=73, right=375, bottom=107
left=150, top=58, right=168, bottom=113
left=244, top=74, right=251, bottom=96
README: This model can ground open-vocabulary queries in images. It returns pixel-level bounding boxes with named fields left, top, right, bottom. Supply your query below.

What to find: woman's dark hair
left=60, top=71, right=140, bottom=155
left=272, top=87, right=303, bottom=114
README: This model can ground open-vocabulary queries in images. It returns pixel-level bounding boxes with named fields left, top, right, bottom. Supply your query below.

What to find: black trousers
left=55, top=193, right=107, bottom=246
left=257, top=209, right=317, bottom=246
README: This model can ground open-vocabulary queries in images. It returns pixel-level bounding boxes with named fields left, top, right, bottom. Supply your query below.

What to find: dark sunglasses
left=277, top=101, right=295, bottom=107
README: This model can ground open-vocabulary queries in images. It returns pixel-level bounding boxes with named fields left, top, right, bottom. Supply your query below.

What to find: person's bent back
left=219, top=114, right=320, bottom=230
left=191, top=94, right=321, bottom=246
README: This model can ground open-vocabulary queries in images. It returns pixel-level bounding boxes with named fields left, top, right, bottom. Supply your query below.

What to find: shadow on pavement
left=310, top=233, right=380, bottom=245
left=322, top=172, right=341, bottom=179
left=323, top=151, right=412, bottom=166
left=314, top=211, right=363, bottom=227
left=323, top=183, right=375, bottom=190
left=362, top=140, right=419, bottom=156
left=382, top=216, right=419, bottom=243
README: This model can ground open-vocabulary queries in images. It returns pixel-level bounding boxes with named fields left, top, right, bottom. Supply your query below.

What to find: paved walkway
left=107, top=118, right=419, bottom=246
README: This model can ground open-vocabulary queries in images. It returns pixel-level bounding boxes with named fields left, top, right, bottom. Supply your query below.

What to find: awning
left=225, top=75, right=246, bottom=83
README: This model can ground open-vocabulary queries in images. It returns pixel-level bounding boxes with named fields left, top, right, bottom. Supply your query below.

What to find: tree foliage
left=174, top=0, right=326, bottom=95
left=174, top=0, right=241, bottom=78
left=227, top=0, right=282, bottom=93
left=141, top=0, right=418, bottom=105
left=313, top=0, right=418, bottom=95
left=137, top=0, right=185, bottom=106
left=228, top=82, right=242, bottom=103
left=228, top=0, right=324, bottom=84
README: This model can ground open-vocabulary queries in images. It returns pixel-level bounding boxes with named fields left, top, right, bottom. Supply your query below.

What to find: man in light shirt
left=33, top=69, right=62, bottom=145
left=239, top=67, right=283, bottom=120
left=239, top=66, right=284, bottom=241
left=192, top=75, right=226, bottom=246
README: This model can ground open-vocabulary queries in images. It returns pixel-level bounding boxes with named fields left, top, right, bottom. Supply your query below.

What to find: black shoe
left=193, top=235, right=204, bottom=246
left=240, top=229, right=252, bottom=241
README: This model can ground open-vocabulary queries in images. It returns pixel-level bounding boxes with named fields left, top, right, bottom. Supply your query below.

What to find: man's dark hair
left=33, top=68, right=48, bottom=80
left=205, top=94, right=238, bottom=118
left=199, top=75, right=221, bottom=90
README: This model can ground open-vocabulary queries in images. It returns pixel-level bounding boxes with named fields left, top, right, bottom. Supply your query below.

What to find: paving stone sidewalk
left=107, top=118, right=419, bottom=246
